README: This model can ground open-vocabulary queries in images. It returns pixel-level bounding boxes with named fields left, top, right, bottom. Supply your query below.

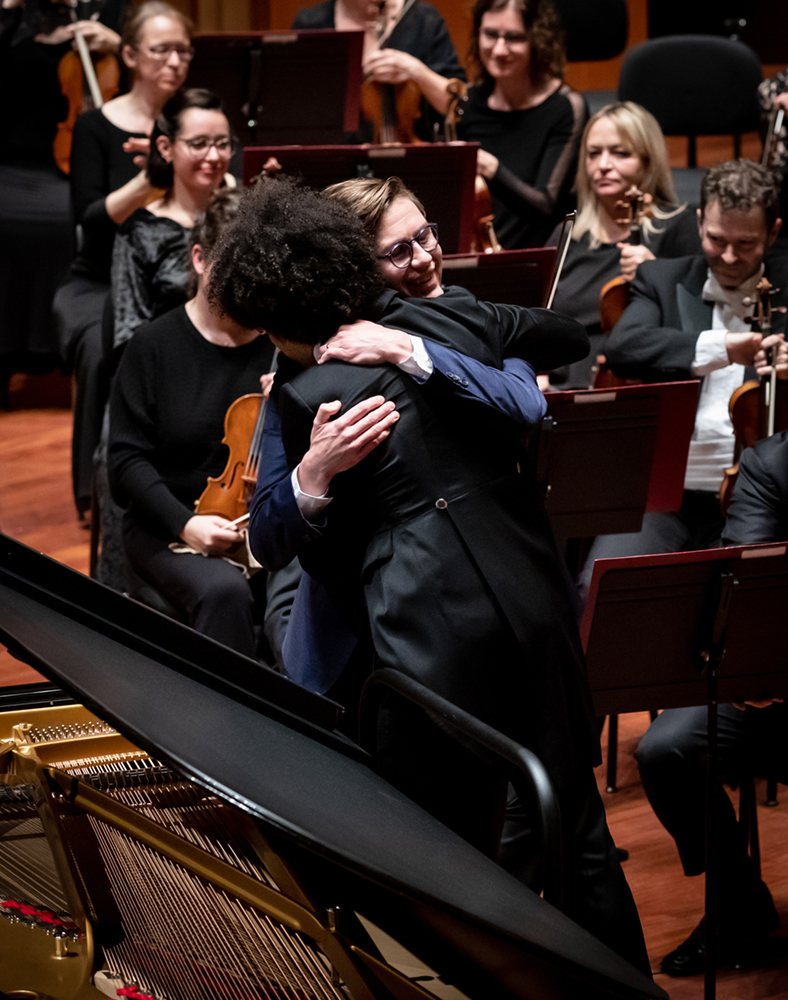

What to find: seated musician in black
left=291, top=0, right=464, bottom=140
left=108, top=191, right=281, bottom=660
left=209, top=179, right=651, bottom=976
left=636, top=431, right=788, bottom=976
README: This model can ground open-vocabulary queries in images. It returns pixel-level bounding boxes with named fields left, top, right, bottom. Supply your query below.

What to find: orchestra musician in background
left=457, top=0, right=586, bottom=249
left=578, top=158, right=788, bottom=608
left=95, top=87, right=236, bottom=593
left=107, top=190, right=279, bottom=662
left=291, top=0, right=465, bottom=141
left=52, top=0, right=193, bottom=518
left=635, top=430, right=788, bottom=977
left=549, top=101, right=702, bottom=388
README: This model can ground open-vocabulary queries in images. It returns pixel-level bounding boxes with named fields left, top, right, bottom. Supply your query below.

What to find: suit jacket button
left=435, top=498, right=448, bottom=509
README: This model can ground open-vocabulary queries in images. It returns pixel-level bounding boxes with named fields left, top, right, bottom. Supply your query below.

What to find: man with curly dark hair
left=207, top=176, right=651, bottom=977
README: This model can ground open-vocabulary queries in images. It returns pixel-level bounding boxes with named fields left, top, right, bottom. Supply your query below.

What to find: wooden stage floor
left=1, top=387, right=787, bottom=997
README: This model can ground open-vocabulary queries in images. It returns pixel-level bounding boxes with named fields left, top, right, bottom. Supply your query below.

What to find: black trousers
left=53, top=277, right=109, bottom=515
left=636, top=703, right=788, bottom=883
left=123, top=520, right=267, bottom=660
left=578, top=490, right=725, bottom=597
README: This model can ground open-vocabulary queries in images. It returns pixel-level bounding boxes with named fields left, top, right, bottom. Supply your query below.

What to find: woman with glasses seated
left=94, top=88, right=235, bottom=593
left=457, top=0, right=586, bottom=249
left=109, top=87, right=235, bottom=361
left=53, top=0, right=194, bottom=518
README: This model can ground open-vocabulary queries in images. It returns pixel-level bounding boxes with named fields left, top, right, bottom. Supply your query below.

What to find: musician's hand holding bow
left=476, top=149, right=499, bottom=181
left=617, top=243, right=655, bottom=282
left=775, top=93, right=788, bottom=113
left=318, top=321, right=413, bottom=365
left=753, top=333, right=788, bottom=379
left=35, top=19, right=121, bottom=53
left=181, top=515, right=244, bottom=556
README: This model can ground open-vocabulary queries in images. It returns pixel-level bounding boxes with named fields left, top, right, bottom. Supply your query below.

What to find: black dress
left=459, top=83, right=587, bottom=249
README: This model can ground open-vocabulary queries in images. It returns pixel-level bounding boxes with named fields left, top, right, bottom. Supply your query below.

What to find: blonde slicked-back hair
left=574, top=101, right=682, bottom=248
left=323, top=177, right=426, bottom=240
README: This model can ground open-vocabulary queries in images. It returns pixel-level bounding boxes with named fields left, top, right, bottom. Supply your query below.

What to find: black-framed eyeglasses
left=377, top=223, right=439, bottom=269
left=141, top=44, right=195, bottom=61
left=480, top=28, right=528, bottom=46
left=177, top=136, right=237, bottom=157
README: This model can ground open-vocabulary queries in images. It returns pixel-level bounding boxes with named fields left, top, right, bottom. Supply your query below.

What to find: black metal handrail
left=359, top=668, right=563, bottom=909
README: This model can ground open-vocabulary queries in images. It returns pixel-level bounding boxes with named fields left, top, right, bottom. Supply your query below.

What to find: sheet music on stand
left=189, top=31, right=363, bottom=146
left=243, top=143, right=478, bottom=253
left=441, top=247, right=556, bottom=308
left=533, top=380, right=698, bottom=537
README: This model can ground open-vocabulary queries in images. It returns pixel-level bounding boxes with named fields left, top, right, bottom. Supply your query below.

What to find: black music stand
left=442, top=247, right=557, bottom=309
left=533, top=381, right=698, bottom=538
left=189, top=31, right=363, bottom=146
left=244, top=143, right=478, bottom=253
left=582, top=542, right=788, bottom=999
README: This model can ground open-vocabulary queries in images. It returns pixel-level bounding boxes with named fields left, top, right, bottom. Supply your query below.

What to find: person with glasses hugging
left=210, top=176, right=650, bottom=974
left=457, top=0, right=586, bottom=249
left=52, top=0, right=194, bottom=519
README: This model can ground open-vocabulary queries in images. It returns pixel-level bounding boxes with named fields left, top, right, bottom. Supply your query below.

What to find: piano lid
left=0, top=534, right=666, bottom=1000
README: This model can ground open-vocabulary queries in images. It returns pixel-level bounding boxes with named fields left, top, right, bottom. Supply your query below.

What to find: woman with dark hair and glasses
left=109, top=87, right=235, bottom=360
left=52, top=0, right=194, bottom=517
left=457, top=0, right=586, bottom=249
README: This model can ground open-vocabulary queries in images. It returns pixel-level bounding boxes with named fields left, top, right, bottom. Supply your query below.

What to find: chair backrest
left=618, top=35, right=762, bottom=138
left=551, top=0, right=628, bottom=62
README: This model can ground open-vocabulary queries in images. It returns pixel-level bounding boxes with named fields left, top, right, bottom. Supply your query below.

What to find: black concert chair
left=617, top=35, right=763, bottom=204
left=552, top=0, right=629, bottom=116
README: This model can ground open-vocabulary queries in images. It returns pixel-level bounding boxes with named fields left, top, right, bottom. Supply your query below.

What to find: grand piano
left=0, top=533, right=665, bottom=1000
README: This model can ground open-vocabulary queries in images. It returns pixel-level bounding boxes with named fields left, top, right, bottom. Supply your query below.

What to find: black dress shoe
left=660, top=895, right=781, bottom=978
left=660, top=930, right=705, bottom=977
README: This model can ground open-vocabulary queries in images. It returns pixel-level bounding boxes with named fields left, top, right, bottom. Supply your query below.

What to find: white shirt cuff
left=292, top=465, right=332, bottom=520
left=396, top=335, right=433, bottom=382
left=692, top=329, right=732, bottom=376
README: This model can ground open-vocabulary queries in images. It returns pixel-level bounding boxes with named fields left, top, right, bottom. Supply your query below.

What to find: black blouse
left=69, top=109, right=147, bottom=284
left=459, top=83, right=587, bottom=249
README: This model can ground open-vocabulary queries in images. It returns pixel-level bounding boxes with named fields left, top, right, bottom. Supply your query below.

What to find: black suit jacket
left=723, top=429, right=788, bottom=545
left=277, top=296, right=599, bottom=790
left=605, top=255, right=788, bottom=382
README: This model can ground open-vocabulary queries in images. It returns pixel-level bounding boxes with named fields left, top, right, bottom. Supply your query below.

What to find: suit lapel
left=676, top=280, right=713, bottom=335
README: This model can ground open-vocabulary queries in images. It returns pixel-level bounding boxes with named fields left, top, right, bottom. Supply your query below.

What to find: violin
left=361, top=78, right=423, bottom=145
left=194, top=393, right=267, bottom=523
left=593, top=187, right=652, bottom=388
left=53, top=1, right=119, bottom=174
left=598, top=186, right=652, bottom=332
left=444, top=78, right=502, bottom=254
left=719, top=277, right=788, bottom=510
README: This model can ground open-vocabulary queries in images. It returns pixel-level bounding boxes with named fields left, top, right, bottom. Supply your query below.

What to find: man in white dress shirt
left=580, top=158, right=788, bottom=582
left=581, top=159, right=788, bottom=976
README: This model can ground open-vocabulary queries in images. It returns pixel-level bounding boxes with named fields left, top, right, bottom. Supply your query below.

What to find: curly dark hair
left=469, top=0, right=565, bottom=88
left=147, top=88, right=227, bottom=190
left=701, top=159, right=783, bottom=231
left=207, top=176, right=384, bottom=344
